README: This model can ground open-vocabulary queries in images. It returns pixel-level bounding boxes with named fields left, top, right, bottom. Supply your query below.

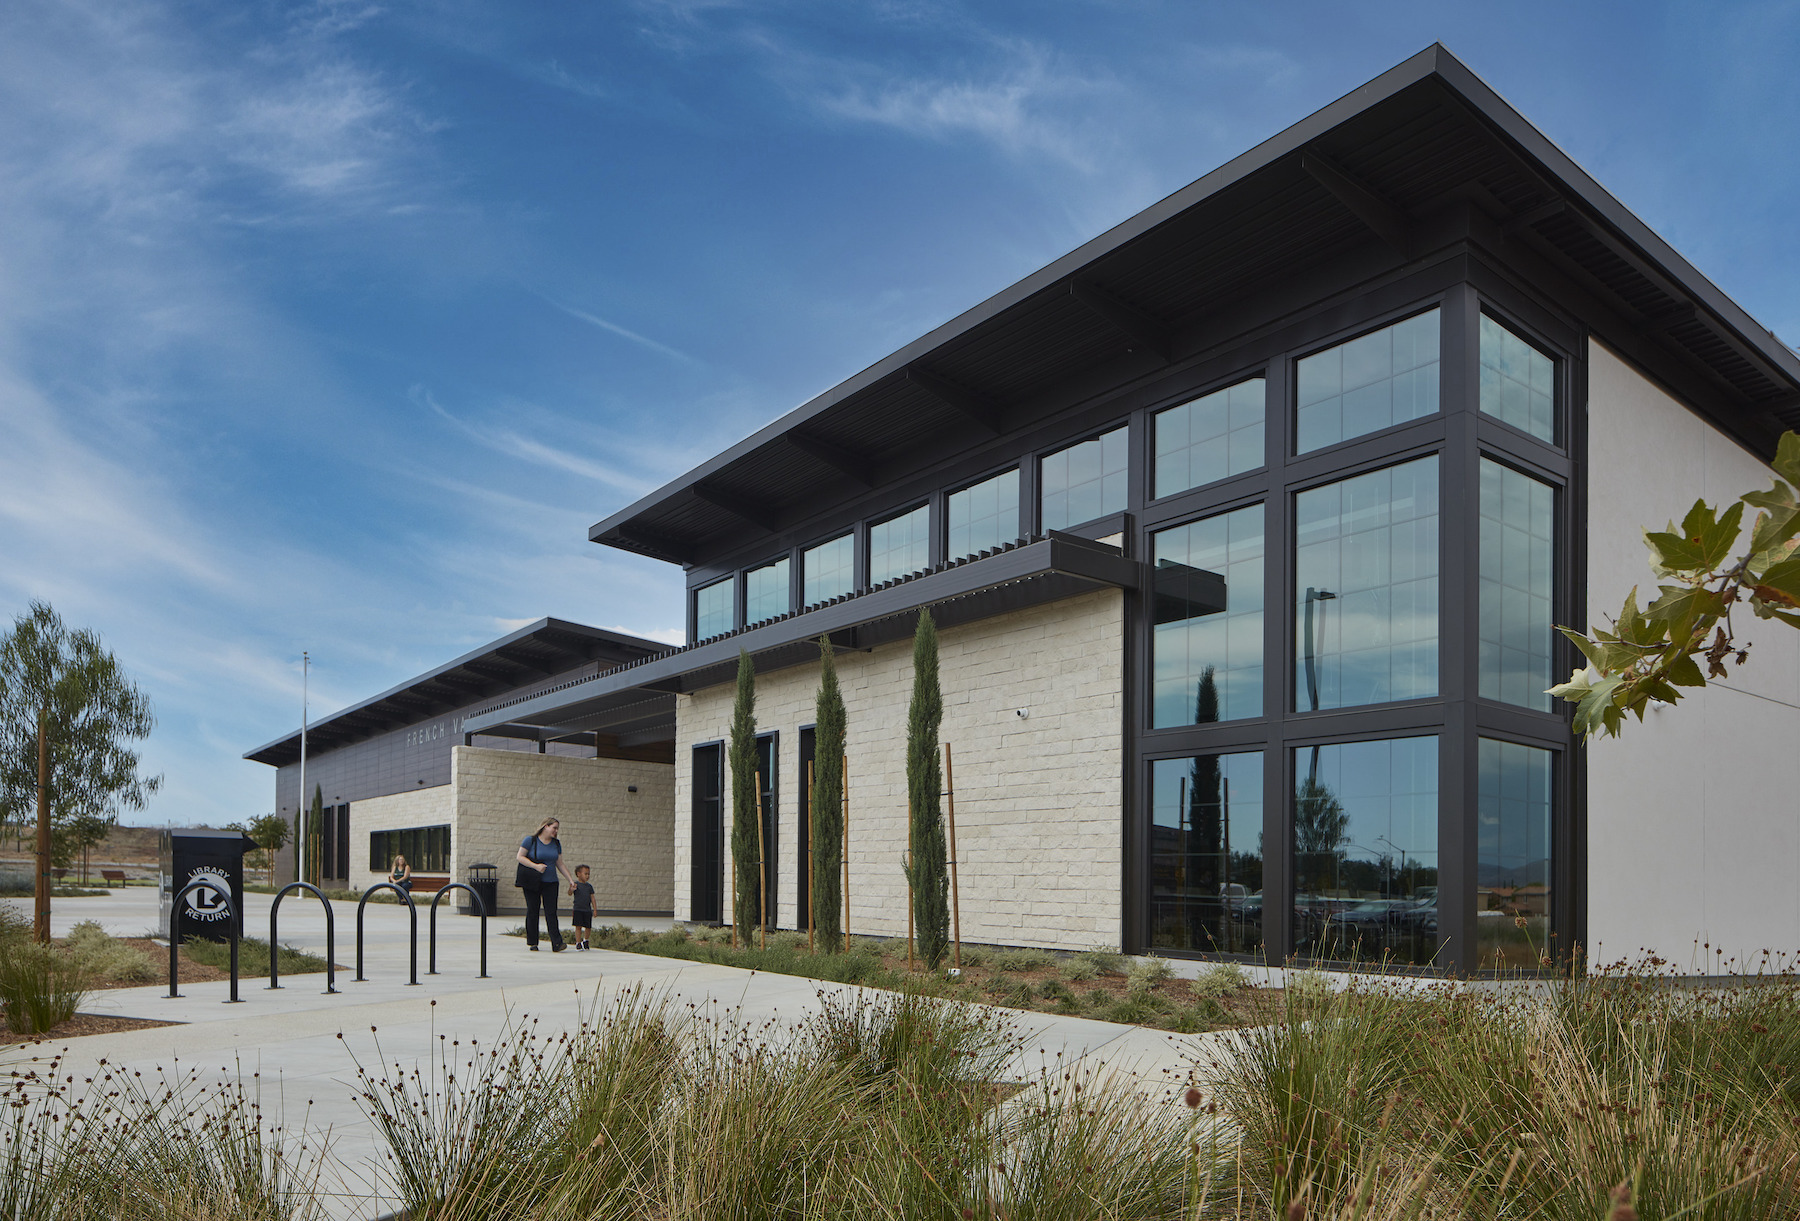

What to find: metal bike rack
left=356, top=882, right=419, bottom=985
left=167, top=879, right=243, bottom=1003
left=428, top=883, right=489, bottom=978
left=267, top=882, right=337, bottom=994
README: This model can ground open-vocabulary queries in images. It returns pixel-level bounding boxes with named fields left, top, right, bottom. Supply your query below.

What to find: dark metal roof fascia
left=586, top=46, right=1450, bottom=550
left=242, top=617, right=665, bottom=764
left=1428, top=54, right=1800, bottom=396
left=465, top=534, right=1172, bottom=735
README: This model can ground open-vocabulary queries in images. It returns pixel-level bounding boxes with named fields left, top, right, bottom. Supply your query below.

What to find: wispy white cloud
left=544, top=297, right=697, bottom=363
left=414, top=386, right=660, bottom=496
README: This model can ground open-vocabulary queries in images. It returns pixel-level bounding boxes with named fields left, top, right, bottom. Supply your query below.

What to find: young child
left=570, top=865, right=596, bottom=949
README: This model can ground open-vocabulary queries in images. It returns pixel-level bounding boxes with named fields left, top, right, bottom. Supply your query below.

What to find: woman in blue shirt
left=515, top=817, right=574, bottom=951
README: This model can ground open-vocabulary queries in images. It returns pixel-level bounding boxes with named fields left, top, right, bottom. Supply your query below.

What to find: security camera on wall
left=1014, top=708, right=1030, bottom=720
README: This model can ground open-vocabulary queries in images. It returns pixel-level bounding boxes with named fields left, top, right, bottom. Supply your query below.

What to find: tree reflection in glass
left=1291, top=736, right=1439, bottom=966
left=1149, top=704, right=1262, bottom=957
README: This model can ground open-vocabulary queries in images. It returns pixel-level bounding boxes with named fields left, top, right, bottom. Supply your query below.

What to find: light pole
left=298, top=652, right=308, bottom=887
left=1302, top=587, right=1336, bottom=789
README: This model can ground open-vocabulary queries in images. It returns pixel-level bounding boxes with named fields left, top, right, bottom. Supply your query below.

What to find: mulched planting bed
left=0, top=1012, right=180, bottom=1044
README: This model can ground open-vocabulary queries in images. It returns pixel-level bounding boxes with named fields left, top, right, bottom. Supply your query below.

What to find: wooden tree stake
left=945, top=742, right=961, bottom=972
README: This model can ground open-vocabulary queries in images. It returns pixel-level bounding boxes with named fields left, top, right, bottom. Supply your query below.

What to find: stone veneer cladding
left=674, top=590, right=1125, bottom=951
left=448, top=747, right=675, bottom=915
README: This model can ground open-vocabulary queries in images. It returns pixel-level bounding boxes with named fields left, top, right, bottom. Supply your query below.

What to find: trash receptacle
left=159, top=828, right=257, bottom=941
left=467, top=863, right=498, bottom=917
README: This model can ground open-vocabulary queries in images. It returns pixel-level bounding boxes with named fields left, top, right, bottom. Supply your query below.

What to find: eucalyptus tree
left=0, top=602, right=160, bottom=941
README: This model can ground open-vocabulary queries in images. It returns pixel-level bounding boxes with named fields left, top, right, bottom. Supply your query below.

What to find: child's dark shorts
left=571, top=912, right=593, bottom=929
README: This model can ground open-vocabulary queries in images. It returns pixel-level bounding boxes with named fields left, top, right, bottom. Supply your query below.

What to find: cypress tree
left=810, top=637, right=845, bottom=953
left=904, top=608, right=950, bottom=969
left=308, top=784, right=325, bottom=887
left=728, top=650, right=760, bottom=937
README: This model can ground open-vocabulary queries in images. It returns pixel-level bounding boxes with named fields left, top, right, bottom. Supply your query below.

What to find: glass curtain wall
left=947, top=469, right=1019, bottom=560
left=869, top=506, right=930, bottom=584
left=1041, top=426, right=1128, bottom=531
left=744, top=558, right=790, bottom=625
left=1294, top=457, right=1440, bottom=710
left=1295, top=311, right=1439, bottom=453
left=1149, top=752, right=1263, bottom=955
left=803, top=533, right=855, bottom=605
left=1155, top=378, right=1265, bottom=497
left=1292, top=737, right=1439, bottom=965
left=1480, top=315, right=1556, bottom=443
left=695, top=577, right=734, bottom=640
left=1477, top=739, right=1553, bottom=968
left=1153, top=506, right=1265, bottom=726
left=1479, top=460, right=1555, bottom=710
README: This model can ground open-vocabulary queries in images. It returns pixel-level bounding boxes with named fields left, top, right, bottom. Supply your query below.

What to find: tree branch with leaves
left=1553, top=432, right=1800, bottom=737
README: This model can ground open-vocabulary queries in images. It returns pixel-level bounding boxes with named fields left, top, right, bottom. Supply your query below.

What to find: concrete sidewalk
left=4, top=889, right=1222, bottom=1220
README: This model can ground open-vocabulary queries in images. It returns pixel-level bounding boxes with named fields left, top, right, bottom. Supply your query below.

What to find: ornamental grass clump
left=0, top=939, right=86, bottom=1034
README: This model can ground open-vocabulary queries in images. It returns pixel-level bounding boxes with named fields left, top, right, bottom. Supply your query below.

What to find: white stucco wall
left=673, top=589, right=1126, bottom=952
left=450, top=747, right=675, bottom=915
left=348, top=786, right=454, bottom=893
left=1585, top=339, right=1800, bottom=972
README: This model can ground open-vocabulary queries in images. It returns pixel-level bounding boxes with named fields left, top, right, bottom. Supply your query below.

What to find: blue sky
left=2, top=0, right=1796, bottom=826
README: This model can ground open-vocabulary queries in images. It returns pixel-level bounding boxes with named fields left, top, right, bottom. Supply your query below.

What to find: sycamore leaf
left=1644, top=526, right=1706, bottom=573
left=1568, top=673, right=1623, bottom=738
left=1749, top=505, right=1800, bottom=561
left=1547, top=666, right=1595, bottom=702
left=1697, top=500, right=1745, bottom=570
left=1555, top=627, right=1610, bottom=672
left=1774, top=430, right=1800, bottom=489
left=1752, top=555, right=1800, bottom=608
left=1664, top=650, right=1706, bottom=687
left=1644, top=583, right=1724, bottom=639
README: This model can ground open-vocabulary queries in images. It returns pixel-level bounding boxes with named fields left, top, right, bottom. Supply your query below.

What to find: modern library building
left=255, top=46, right=1800, bottom=974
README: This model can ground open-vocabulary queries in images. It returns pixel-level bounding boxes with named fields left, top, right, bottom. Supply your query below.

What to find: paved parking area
left=5, top=889, right=1224, bottom=1219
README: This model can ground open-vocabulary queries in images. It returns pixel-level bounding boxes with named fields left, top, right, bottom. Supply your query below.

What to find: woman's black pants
left=523, top=883, right=562, bottom=949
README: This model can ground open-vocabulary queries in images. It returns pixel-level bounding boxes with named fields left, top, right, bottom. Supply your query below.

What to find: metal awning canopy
left=463, top=532, right=1218, bottom=745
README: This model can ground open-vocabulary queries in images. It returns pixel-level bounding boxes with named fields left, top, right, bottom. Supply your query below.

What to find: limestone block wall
left=450, top=746, right=675, bottom=915
left=1586, top=340, right=1800, bottom=971
left=348, top=786, right=454, bottom=892
left=673, top=589, right=1126, bottom=951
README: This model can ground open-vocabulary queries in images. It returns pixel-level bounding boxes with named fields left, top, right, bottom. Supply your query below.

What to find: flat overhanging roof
left=590, top=43, right=1800, bottom=568
left=462, top=532, right=1210, bottom=743
left=244, top=618, right=666, bottom=767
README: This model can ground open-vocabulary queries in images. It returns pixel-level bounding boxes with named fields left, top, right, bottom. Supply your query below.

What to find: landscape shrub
left=181, top=935, right=330, bottom=979
left=66, top=919, right=158, bottom=983
left=1125, top=955, right=1174, bottom=993
left=1074, top=947, right=1126, bottom=975
left=1190, top=961, right=1249, bottom=1001
left=0, top=941, right=87, bottom=1034
left=1057, top=956, right=1099, bottom=982
left=992, top=947, right=1056, bottom=973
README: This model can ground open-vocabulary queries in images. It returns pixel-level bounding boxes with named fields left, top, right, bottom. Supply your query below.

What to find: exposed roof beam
left=489, top=647, right=557, bottom=679
left=1301, top=151, right=1413, bottom=259
left=786, top=432, right=874, bottom=487
left=1067, top=280, right=1173, bottom=362
left=691, top=482, right=779, bottom=533
left=1503, top=198, right=1566, bottom=235
left=905, top=365, right=1003, bottom=434
left=611, top=521, right=693, bottom=564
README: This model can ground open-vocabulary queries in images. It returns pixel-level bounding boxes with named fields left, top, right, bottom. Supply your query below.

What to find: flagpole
left=298, top=652, right=308, bottom=886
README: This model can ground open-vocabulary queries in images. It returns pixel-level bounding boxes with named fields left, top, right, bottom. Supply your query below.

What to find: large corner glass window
left=1296, top=310, right=1439, bottom=453
left=1149, top=751, right=1264, bottom=956
left=1295, top=456, right=1439, bottom=711
left=1152, top=504, right=1265, bottom=727
left=1480, top=315, right=1556, bottom=444
left=803, top=533, right=855, bottom=606
left=743, top=557, right=790, bottom=626
left=1154, top=376, right=1265, bottom=498
left=1041, top=425, right=1128, bottom=531
left=868, top=505, right=929, bottom=585
left=1292, top=736, right=1439, bottom=966
left=694, top=577, right=734, bottom=640
left=1477, top=739, right=1552, bottom=969
left=1479, top=460, right=1555, bottom=710
left=947, top=468, right=1020, bottom=561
